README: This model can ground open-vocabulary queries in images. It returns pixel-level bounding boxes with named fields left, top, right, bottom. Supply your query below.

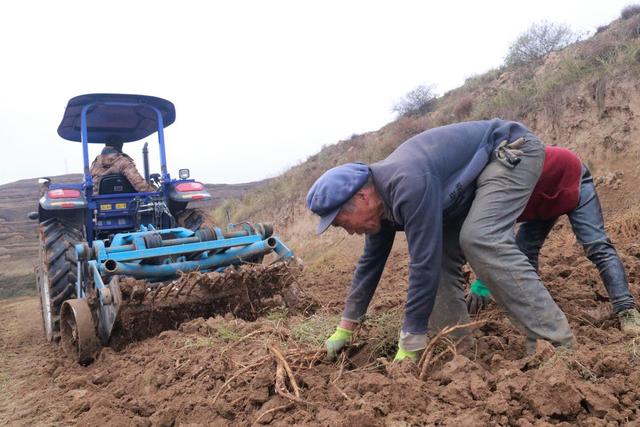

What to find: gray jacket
left=342, top=119, right=530, bottom=334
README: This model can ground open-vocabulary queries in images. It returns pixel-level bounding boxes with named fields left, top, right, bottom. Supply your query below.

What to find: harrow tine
left=149, top=279, right=175, bottom=302
left=174, top=276, right=191, bottom=298
left=151, top=286, right=161, bottom=302
left=185, top=277, right=201, bottom=296
left=162, top=282, right=175, bottom=299
left=141, top=286, right=150, bottom=301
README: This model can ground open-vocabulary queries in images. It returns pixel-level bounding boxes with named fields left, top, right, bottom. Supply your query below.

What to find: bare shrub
left=505, top=21, right=579, bottom=67
left=464, top=68, right=503, bottom=89
left=594, top=77, right=607, bottom=113
left=392, top=85, right=437, bottom=118
left=576, top=38, right=618, bottom=63
left=623, top=13, right=640, bottom=38
left=621, top=4, right=640, bottom=20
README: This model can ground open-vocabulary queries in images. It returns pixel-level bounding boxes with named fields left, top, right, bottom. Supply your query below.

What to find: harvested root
left=418, top=320, right=486, bottom=380
left=268, top=343, right=315, bottom=407
left=269, top=343, right=302, bottom=398
left=207, top=340, right=319, bottom=413
left=254, top=403, right=294, bottom=424
left=211, top=356, right=270, bottom=405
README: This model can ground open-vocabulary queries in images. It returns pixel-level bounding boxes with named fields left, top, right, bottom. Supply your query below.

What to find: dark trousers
left=516, top=165, right=635, bottom=314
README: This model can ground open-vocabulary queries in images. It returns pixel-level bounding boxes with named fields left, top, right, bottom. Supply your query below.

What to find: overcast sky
left=0, top=0, right=633, bottom=185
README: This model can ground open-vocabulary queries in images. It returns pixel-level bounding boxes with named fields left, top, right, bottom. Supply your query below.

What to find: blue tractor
left=34, top=94, right=296, bottom=364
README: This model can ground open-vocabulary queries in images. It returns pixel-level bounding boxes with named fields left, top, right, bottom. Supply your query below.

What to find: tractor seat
left=98, top=174, right=136, bottom=195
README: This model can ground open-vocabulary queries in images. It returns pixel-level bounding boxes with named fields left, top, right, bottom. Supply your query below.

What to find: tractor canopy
left=57, top=93, right=176, bottom=143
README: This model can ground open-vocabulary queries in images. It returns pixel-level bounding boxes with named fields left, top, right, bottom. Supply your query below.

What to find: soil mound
left=107, top=261, right=313, bottom=349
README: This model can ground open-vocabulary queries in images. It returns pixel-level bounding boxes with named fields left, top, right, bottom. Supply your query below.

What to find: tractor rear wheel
left=36, top=218, right=84, bottom=342
left=175, top=207, right=215, bottom=231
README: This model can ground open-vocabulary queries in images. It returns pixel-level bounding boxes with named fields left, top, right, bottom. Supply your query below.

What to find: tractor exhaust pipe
left=142, top=142, right=150, bottom=182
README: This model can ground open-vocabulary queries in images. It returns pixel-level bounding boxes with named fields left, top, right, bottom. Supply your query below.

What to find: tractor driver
left=90, top=137, right=155, bottom=194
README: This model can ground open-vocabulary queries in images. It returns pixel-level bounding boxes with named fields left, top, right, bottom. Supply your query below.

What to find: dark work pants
left=516, top=165, right=635, bottom=314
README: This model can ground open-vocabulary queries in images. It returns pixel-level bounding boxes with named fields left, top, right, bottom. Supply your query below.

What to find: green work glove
left=394, top=346, right=418, bottom=362
left=325, top=327, right=353, bottom=360
left=466, top=279, right=492, bottom=314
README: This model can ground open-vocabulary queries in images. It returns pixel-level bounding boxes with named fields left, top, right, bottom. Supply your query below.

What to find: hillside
left=0, top=175, right=268, bottom=298
left=214, top=13, right=640, bottom=267
left=4, top=11, right=640, bottom=426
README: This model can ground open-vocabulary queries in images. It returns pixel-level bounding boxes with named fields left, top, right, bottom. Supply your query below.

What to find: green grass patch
left=291, top=315, right=340, bottom=346
left=214, top=325, right=241, bottom=342
left=290, top=310, right=403, bottom=356
left=266, top=307, right=289, bottom=323
left=0, top=271, right=36, bottom=300
left=0, top=372, right=10, bottom=388
left=181, top=325, right=242, bottom=348
left=182, top=336, right=217, bottom=349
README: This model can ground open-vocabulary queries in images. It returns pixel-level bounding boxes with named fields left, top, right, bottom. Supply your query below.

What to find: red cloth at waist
left=518, top=146, right=583, bottom=222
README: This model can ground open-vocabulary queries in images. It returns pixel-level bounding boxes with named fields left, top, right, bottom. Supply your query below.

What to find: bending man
left=306, top=119, right=574, bottom=362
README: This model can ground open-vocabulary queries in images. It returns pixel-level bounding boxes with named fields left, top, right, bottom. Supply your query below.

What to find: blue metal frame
left=80, top=101, right=170, bottom=194
left=75, top=226, right=294, bottom=298
left=75, top=226, right=295, bottom=345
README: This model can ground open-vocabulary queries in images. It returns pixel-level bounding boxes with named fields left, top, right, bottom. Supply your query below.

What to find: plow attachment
left=61, top=223, right=304, bottom=364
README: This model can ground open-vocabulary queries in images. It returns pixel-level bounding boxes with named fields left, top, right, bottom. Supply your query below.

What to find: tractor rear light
left=47, top=189, right=81, bottom=199
left=176, top=182, right=204, bottom=192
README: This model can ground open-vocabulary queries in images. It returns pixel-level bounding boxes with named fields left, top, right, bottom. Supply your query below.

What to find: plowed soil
left=108, top=262, right=312, bottom=349
left=2, top=214, right=640, bottom=426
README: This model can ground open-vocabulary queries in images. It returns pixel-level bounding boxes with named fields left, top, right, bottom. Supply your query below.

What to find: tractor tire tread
left=176, top=208, right=215, bottom=231
left=37, top=218, right=83, bottom=339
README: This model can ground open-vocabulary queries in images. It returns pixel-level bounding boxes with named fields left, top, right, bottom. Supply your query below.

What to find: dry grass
left=607, top=208, right=640, bottom=239
left=624, top=337, right=640, bottom=360
left=452, top=95, right=474, bottom=121
left=291, top=315, right=340, bottom=347
left=362, top=309, right=403, bottom=359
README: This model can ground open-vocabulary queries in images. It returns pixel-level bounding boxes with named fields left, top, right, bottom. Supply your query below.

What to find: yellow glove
left=393, top=346, right=418, bottom=362
left=325, top=327, right=353, bottom=361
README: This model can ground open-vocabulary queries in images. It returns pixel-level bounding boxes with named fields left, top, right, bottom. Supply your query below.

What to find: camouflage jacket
left=90, top=148, right=155, bottom=193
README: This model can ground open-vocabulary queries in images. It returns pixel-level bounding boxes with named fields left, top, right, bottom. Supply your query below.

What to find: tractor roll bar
left=80, top=101, right=169, bottom=195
